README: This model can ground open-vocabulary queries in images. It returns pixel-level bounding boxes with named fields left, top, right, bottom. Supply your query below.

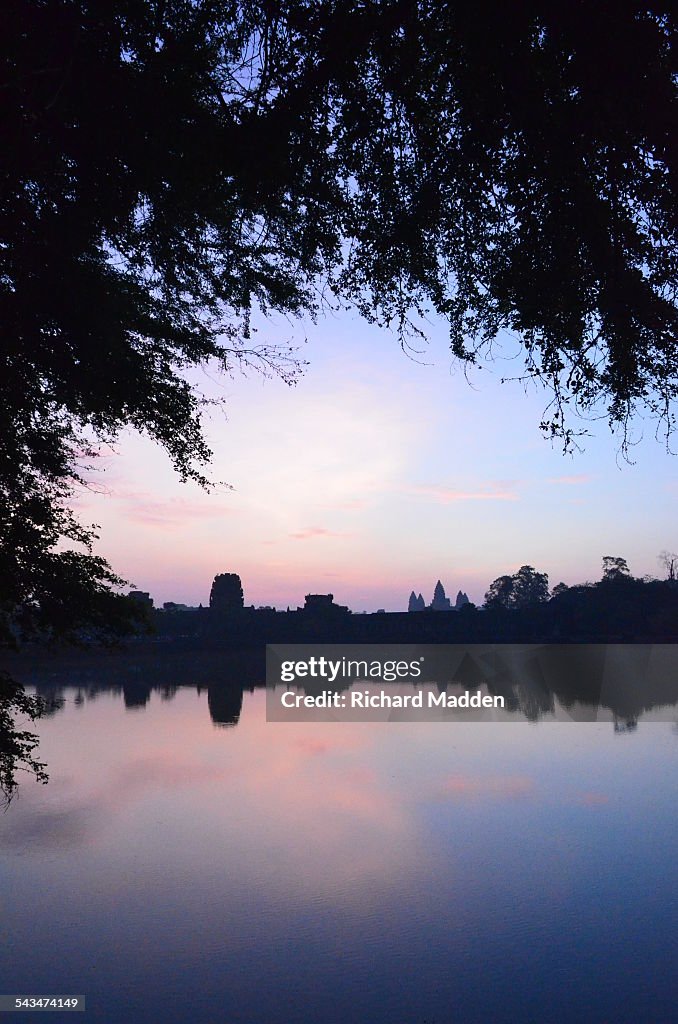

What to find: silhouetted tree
left=658, top=551, right=678, bottom=582
left=485, top=575, right=515, bottom=610
left=551, top=582, right=569, bottom=598
left=512, top=566, right=550, bottom=608
left=210, top=573, right=245, bottom=612
left=486, top=566, right=549, bottom=610
left=2, top=0, right=678, bottom=653
left=601, top=556, right=631, bottom=582
left=1, top=459, right=150, bottom=647
left=1, top=670, right=48, bottom=806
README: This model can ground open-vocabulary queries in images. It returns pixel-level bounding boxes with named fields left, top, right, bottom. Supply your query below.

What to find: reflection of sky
left=1, top=689, right=676, bottom=1023
left=70, top=313, right=678, bottom=610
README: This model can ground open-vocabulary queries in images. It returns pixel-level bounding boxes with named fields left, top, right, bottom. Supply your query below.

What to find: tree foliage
left=2, top=0, right=677, bottom=647
left=0, top=452, right=150, bottom=647
left=485, top=565, right=550, bottom=610
left=484, top=574, right=515, bottom=610
left=1, top=670, right=48, bottom=806
left=601, top=555, right=632, bottom=582
left=658, top=550, right=678, bottom=581
left=209, top=573, right=245, bottom=611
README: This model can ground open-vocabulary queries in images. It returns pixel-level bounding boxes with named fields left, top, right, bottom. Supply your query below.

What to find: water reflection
left=0, top=675, right=675, bottom=1019
left=0, top=676, right=676, bottom=1024
left=207, top=685, right=243, bottom=727
left=4, top=643, right=678, bottom=731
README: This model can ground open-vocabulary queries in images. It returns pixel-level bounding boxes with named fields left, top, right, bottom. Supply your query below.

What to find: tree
left=485, top=566, right=549, bottom=609
left=209, top=573, right=244, bottom=611
left=512, top=565, right=550, bottom=609
left=1, top=670, right=48, bottom=806
left=485, top=575, right=515, bottom=610
left=658, top=550, right=678, bottom=582
left=601, top=556, right=631, bottom=582
left=2, top=0, right=678, bottom=647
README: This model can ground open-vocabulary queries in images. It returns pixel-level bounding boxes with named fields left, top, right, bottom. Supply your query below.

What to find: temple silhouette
left=408, top=581, right=470, bottom=612
left=132, top=569, right=678, bottom=644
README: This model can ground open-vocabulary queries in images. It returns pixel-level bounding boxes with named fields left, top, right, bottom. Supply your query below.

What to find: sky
left=72, top=309, right=678, bottom=611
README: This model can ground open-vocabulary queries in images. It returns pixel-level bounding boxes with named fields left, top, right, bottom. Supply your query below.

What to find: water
left=1, top=669, right=677, bottom=1023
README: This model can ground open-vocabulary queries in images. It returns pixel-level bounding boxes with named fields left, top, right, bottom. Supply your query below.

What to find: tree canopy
left=209, top=573, right=245, bottom=611
left=485, top=565, right=550, bottom=610
left=1, top=670, right=47, bottom=805
left=601, top=555, right=632, bottom=582
left=2, top=0, right=677, bottom=649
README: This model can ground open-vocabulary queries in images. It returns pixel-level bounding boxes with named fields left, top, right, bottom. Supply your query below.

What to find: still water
left=1, top=672, right=677, bottom=1023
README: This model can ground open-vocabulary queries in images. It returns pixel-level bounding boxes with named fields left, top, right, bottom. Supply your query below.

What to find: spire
left=431, top=580, right=450, bottom=610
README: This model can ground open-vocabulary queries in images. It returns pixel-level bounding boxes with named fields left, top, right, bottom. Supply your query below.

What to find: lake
left=1, top=658, right=677, bottom=1023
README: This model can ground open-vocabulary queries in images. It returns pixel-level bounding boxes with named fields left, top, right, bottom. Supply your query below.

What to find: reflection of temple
left=8, top=642, right=678, bottom=734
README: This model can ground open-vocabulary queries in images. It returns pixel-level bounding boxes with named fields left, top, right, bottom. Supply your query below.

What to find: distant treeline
left=152, top=557, right=678, bottom=644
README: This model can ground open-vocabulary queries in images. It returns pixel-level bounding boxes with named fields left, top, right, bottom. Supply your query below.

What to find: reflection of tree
left=0, top=670, right=48, bottom=806
left=614, top=717, right=638, bottom=733
left=207, top=686, right=243, bottom=728
left=5, top=643, right=678, bottom=744
left=122, top=680, right=152, bottom=709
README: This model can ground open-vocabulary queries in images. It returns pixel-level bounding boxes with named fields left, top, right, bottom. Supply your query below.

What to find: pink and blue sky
left=74, top=311, right=678, bottom=611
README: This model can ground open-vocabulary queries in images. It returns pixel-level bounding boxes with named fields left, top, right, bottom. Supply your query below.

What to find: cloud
left=438, top=774, right=535, bottom=800
left=116, top=755, right=225, bottom=788
left=293, top=738, right=332, bottom=756
left=289, top=526, right=349, bottom=540
left=571, top=791, right=609, bottom=806
left=321, top=499, right=369, bottom=511
left=0, top=804, right=95, bottom=851
left=121, top=494, right=236, bottom=528
left=0, top=754, right=227, bottom=852
left=410, top=482, right=520, bottom=503
left=548, top=474, right=591, bottom=485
